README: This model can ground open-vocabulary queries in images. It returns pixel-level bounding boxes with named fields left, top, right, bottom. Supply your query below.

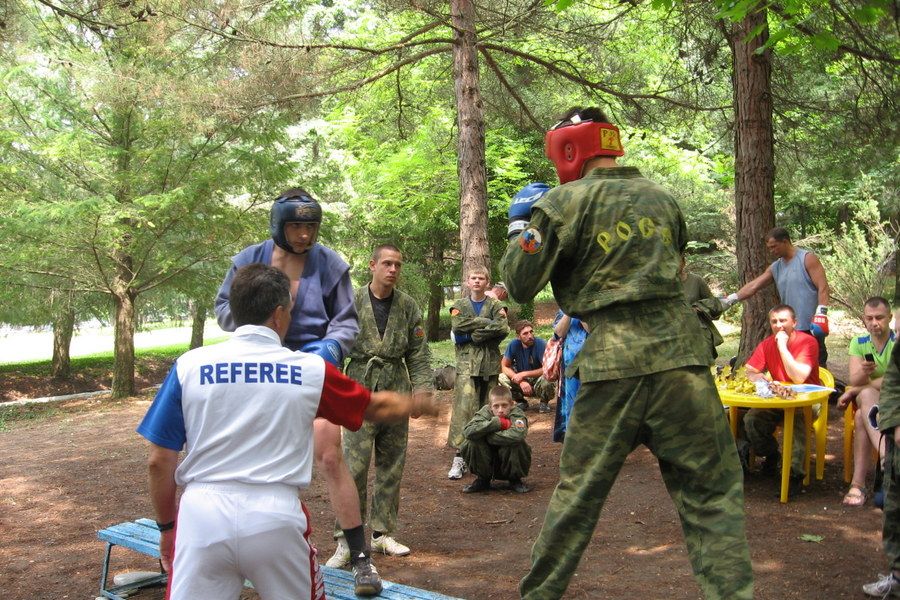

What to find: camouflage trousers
left=334, top=419, right=409, bottom=537
left=883, top=436, right=900, bottom=573
left=459, top=437, right=531, bottom=482
left=520, top=366, right=753, bottom=600
left=743, top=406, right=817, bottom=477
left=447, top=375, right=497, bottom=449
left=498, top=373, right=555, bottom=404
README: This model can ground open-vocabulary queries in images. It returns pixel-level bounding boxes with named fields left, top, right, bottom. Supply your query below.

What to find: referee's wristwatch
left=156, top=520, right=176, bottom=532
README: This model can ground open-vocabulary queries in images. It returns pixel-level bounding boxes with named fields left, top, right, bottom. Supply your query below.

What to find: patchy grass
left=0, top=404, right=59, bottom=432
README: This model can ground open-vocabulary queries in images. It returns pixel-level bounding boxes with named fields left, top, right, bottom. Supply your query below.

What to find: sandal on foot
left=842, top=485, right=868, bottom=507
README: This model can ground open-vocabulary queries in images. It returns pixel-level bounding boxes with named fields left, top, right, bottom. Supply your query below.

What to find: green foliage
left=819, top=209, right=896, bottom=317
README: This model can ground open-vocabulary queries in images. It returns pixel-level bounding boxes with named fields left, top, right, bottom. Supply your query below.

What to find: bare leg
left=314, top=419, right=364, bottom=530
left=857, top=389, right=885, bottom=463
left=850, top=408, right=875, bottom=490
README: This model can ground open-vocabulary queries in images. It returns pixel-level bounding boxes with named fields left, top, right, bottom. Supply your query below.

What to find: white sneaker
left=325, top=538, right=350, bottom=568
left=447, top=456, right=466, bottom=479
left=371, top=534, right=410, bottom=556
left=863, top=573, right=900, bottom=598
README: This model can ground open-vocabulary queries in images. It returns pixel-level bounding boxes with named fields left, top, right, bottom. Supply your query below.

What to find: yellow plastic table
left=717, top=385, right=831, bottom=503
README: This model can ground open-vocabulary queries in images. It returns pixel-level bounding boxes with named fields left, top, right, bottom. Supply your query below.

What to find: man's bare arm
left=148, top=444, right=179, bottom=573
left=364, top=391, right=439, bottom=422
left=804, top=253, right=830, bottom=306
left=736, top=268, right=774, bottom=301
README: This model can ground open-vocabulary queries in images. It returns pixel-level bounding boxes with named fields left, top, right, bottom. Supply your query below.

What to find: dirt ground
left=0, top=378, right=888, bottom=600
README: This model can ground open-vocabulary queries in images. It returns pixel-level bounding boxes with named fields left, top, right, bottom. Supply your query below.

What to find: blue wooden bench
left=97, top=519, right=167, bottom=599
left=97, top=519, right=461, bottom=599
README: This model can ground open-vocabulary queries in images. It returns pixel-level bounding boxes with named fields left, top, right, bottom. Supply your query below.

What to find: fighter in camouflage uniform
left=863, top=340, right=900, bottom=596
left=501, top=107, right=752, bottom=600
left=446, top=267, right=509, bottom=479
left=332, top=244, right=433, bottom=560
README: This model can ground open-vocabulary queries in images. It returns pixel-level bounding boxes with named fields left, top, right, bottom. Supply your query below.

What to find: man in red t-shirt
left=743, top=304, right=821, bottom=495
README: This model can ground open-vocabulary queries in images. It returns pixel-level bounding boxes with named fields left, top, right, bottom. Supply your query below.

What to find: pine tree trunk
left=730, top=11, right=780, bottom=364
left=51, top=291, right=75, bottom=379
left=111, top=266, right=136, bottom=398
left=451, top=0, right=490, bottom=284
left=190, top=301, right=206, bottom=350
left=427, top=244, right=444, bottom=341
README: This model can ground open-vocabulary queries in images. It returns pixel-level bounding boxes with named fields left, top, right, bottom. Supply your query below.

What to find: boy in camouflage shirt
left=460, top=386, right=531, bottom=493
left=447, top=266, right=509, bottom=480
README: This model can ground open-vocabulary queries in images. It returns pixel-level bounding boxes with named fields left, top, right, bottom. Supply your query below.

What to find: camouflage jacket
left=878, top=340, right=900, bottom=432
left=451, top=296, right=509, bottom=377
left=500, top=166, right=710, bottom=382
left=345, top=285, right=433, bottom=393
left=463, top=404, right=528, bottom=447
left=683, top=273, right=725, bottom=351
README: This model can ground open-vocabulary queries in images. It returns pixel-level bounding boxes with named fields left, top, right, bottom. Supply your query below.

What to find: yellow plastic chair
left=844, top=403, right=858, bottom=483
left=813, top=368, right=834, bottom=481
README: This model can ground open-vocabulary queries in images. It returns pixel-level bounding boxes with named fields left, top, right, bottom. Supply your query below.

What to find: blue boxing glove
left=300, top=339, right=343, bottom=367
left=507, top=183, right=550, bottom=240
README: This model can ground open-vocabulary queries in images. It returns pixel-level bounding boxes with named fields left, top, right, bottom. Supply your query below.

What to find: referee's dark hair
left=230, top=264, right=292, bottom=326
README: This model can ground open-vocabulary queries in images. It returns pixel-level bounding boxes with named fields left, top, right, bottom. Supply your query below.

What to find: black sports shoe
left=463, top=477, right=491, bottom=493
left=736, top=441, right=752, bottom=474
left=509, top=478, right=531, bottom=493
left=351, top=552, right=383, bottom=597
left=787, top=474, right=805, bottom=498
left=760, top=451, right=781, bottom=476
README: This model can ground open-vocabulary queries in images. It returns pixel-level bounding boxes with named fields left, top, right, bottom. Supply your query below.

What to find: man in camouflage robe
left=863, top=329, right=900, bottom=597
left=446, top=266, right=510, bottom=480
left=332, top=244, right=433, bottom=559
left=502, top=107, right=752, bottom=600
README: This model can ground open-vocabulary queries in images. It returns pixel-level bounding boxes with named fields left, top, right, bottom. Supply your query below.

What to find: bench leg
left=99, top=542, right=116, bottom=600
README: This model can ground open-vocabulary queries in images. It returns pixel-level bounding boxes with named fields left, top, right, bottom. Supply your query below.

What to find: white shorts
left=171, top=481, right=324, bottom=600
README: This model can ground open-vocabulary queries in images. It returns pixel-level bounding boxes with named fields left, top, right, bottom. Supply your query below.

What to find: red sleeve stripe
left=316, top=362, right=371, bottom=431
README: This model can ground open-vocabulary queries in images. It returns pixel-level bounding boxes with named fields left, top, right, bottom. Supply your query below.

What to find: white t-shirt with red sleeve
left=137, top=324, right=371, bottom=489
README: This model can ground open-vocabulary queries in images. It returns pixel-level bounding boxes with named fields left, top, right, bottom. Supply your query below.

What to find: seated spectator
left=459, top=386, right=531, bottom=494
left=486, top=281, right=508, bottom=301
left=679, top=255, right=726, bottom=362
left=837, top=297, right=895, bottom=506
left=551, top=311, right=589, bottom=443
left=743, top=304, right=821, bottom=496
left=500, top=320, right=555, bottom=413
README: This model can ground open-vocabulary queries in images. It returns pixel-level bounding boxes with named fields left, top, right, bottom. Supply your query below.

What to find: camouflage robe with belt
left=876, top=333, right=900, bottom=574
left=447, top=296, right=509, bottom=449
left=501, top=166, right=752, bottom=600
left=336, top=285, right=432, bottom=537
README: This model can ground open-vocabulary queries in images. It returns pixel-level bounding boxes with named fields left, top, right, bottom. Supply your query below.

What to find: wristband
left=156, top=520, right=176, bottom=532
left=816, top=305, right=828, bottom=315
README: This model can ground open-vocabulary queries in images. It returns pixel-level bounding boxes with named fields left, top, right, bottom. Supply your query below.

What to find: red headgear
left=544, top=115, right=624, bottom=184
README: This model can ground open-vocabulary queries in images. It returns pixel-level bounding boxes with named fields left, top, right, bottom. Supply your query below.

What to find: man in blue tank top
left=724, top=227, right=830, bottom=366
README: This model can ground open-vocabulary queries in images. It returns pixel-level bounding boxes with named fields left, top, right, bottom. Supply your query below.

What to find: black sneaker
left=538, top=402, right=551, bottom=413
left=736, top=442, right=752, bottom=474
left=760, top=452, right=781, bottom=476
left=509, top=478, right=531, bottom=493
left=463, top=477, right=491, bottom=493
left=517, top=401, right=529, bottom=412
left=350, top=552, right=383, bottom=597
left=788, top=474, right=805, bottom=498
